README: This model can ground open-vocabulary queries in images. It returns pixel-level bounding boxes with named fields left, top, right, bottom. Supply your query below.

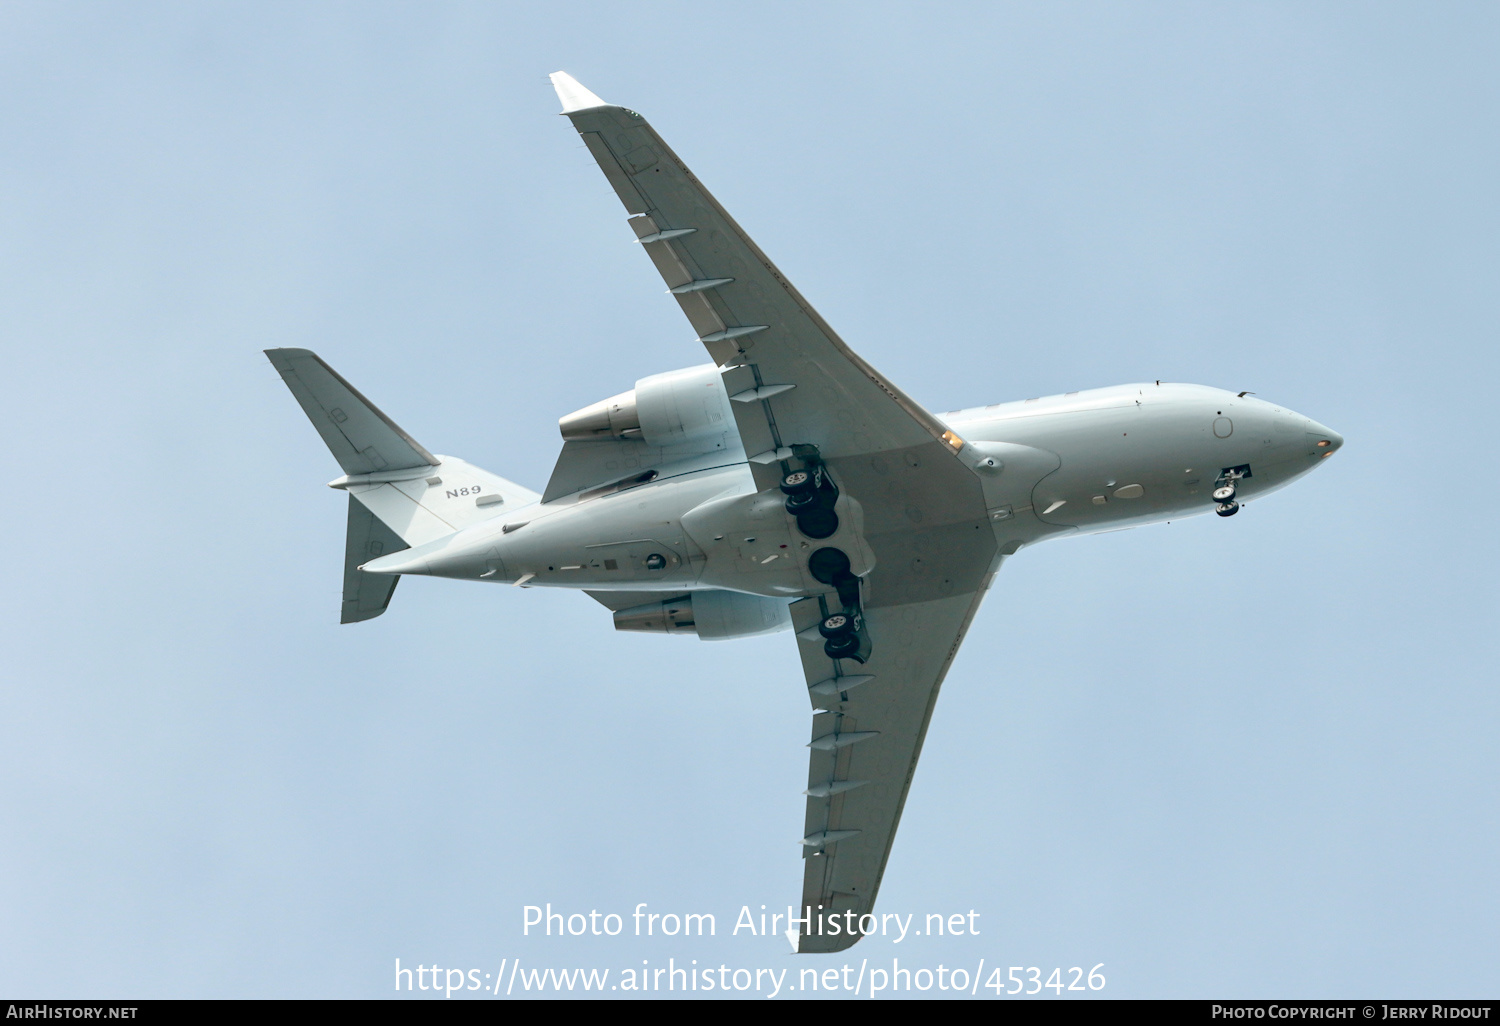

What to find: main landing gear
left=807, top=545, right=869, bottom=661
left=781, top=466, right=839, bottom=539
left=785, top=458, right=870, bottom=660
left=817, top=610, right=861, bottom=660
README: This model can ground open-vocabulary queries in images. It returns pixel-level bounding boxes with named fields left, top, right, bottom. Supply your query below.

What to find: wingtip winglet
left=549, top=71, right=609, bottom=113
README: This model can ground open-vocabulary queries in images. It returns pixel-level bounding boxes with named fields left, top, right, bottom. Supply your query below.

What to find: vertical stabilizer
left=342, top=496, right=406, bottom=623
left=267, top=347, right=541, bottom=623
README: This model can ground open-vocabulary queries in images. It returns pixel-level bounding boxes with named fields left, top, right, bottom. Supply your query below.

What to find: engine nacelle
left=558, top=364, right=734, bottom=449
left=558, top=388, right=640, bottom=440
left=612, top=590, right=792, bottom=641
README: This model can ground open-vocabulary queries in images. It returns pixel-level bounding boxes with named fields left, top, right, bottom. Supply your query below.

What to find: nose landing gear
left=1213, top=465, right=1250, bottom=517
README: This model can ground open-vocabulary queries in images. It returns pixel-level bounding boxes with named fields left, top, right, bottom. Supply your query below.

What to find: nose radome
left=1305, top=419, right=1344, bottom=456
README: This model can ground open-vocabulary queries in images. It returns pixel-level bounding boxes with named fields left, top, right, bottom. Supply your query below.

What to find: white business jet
left=266, top=72, right=1342, bottom=953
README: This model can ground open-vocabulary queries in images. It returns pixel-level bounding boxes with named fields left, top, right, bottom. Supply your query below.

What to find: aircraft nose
left=1306, top=419, right=1343, bottom=458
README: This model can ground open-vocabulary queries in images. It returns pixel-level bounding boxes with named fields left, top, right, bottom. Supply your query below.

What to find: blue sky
left=1, top=1, right=1496, bottom=999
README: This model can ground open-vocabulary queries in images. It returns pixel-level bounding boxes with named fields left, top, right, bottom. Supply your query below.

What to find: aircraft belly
left=402, top=468, right=741, bottom=587
left=682, top=488, right=876, bottom=598
left=990, top=402, right=1228, bottom=528
left=497, top=494, right=711, bottom=588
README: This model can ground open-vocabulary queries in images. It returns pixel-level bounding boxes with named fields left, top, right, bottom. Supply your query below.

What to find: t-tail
left=266, top=348, right=540, bottom=622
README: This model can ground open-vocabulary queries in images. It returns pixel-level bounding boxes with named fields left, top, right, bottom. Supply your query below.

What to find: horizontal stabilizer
left=342, top=495, right=407, bottom=623
left=266, top=348, right=438, bottom=476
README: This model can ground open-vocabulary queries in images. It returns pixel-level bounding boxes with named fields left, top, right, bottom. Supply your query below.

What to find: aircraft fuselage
left=365, top=380, right=1342, bottom=599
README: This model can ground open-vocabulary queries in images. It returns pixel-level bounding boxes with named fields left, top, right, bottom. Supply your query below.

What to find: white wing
left=550, top=72, right=964, bottom=489
left=788, top=574, right=996, bottom=952
left=552, top=74, right=1003, bottom=952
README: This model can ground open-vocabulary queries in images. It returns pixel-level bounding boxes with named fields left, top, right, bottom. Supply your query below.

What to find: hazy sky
left=2, top=1, right=1496, bottom=1000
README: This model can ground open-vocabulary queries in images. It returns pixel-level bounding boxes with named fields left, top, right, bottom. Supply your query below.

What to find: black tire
left=807, top=547, right=851, bottom=584
left=819, top=613, right=856, bottom=639
left=797, top=508, right=839, bottom=539
left=780, top=470, right=816, bottom=496
left=1212, top=485, right=1236, bottom=503
left=823, top=633, right=860, bottom=659
left=1216, top=501, right=1239, bottom=517
left=789, top=486, right=838, bottom=513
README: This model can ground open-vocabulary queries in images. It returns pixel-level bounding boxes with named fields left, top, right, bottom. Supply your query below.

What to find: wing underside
left=789, top=583, right=992, bottom=953
left=550, top=72, right=1002, bottom=953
